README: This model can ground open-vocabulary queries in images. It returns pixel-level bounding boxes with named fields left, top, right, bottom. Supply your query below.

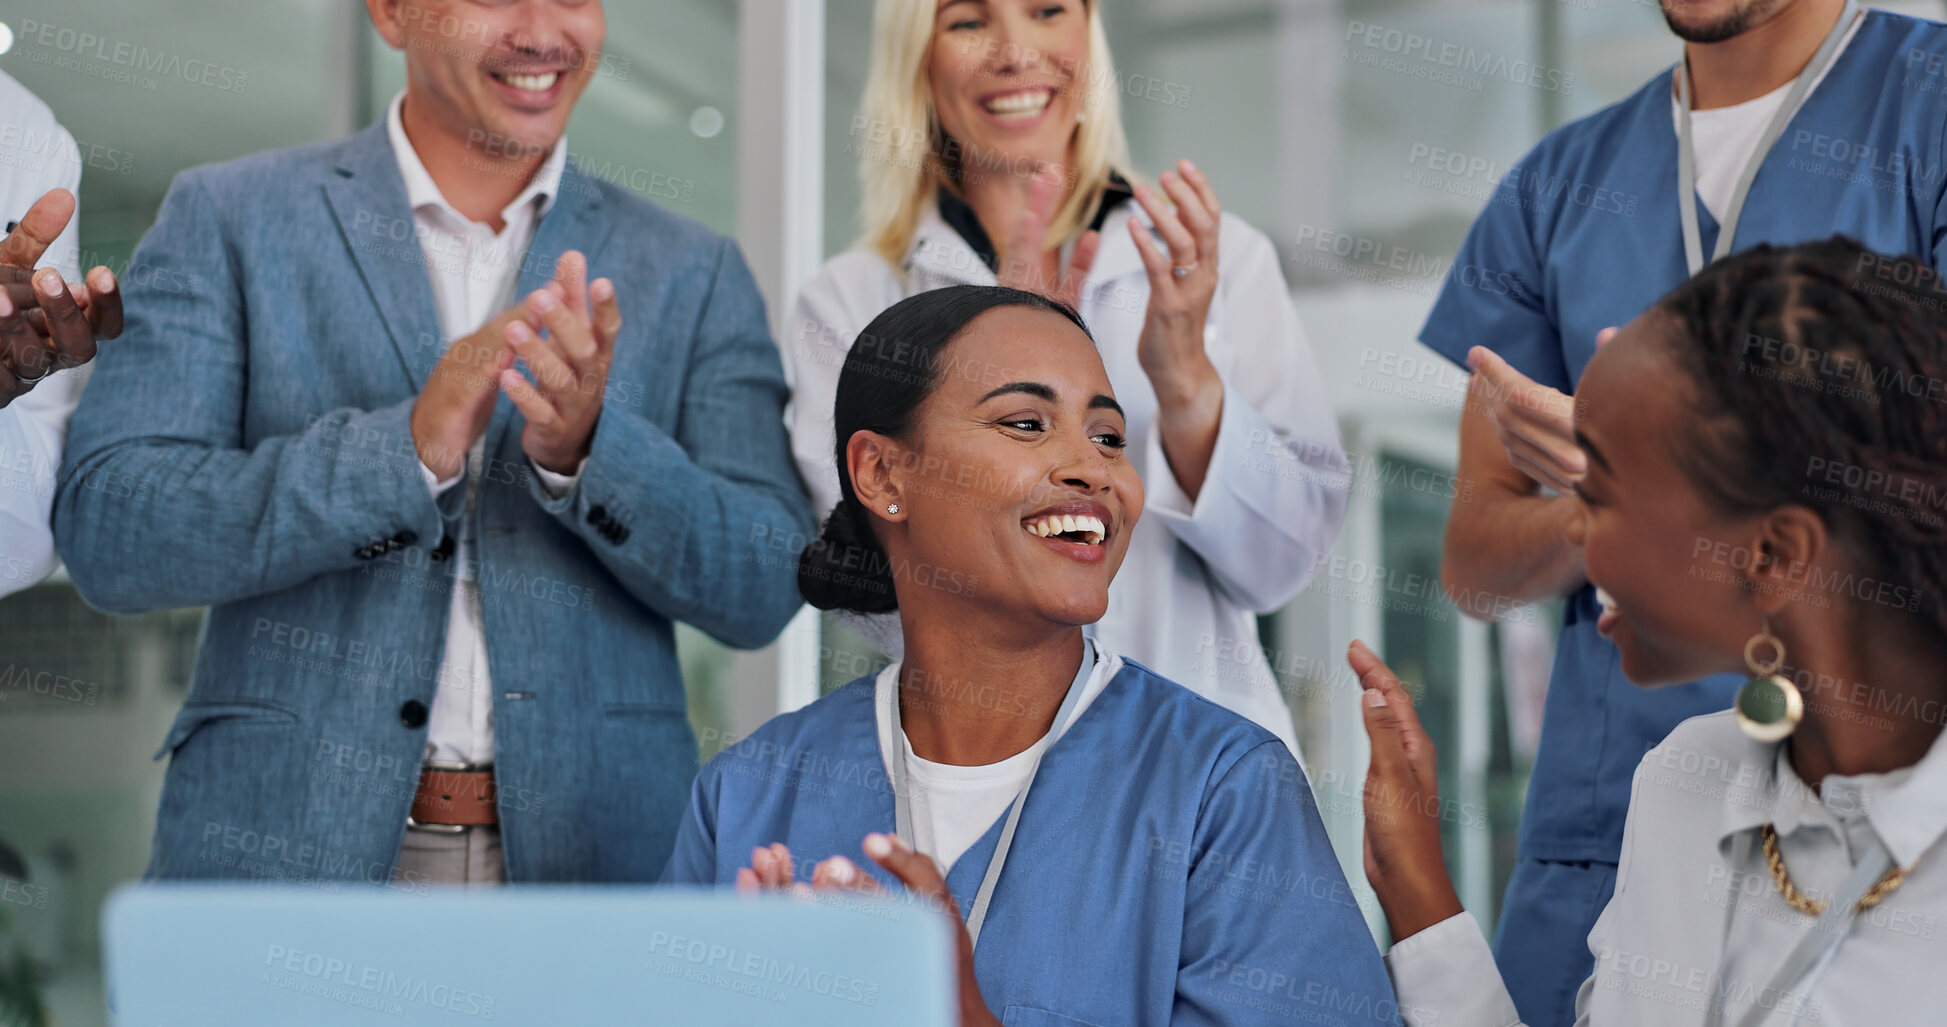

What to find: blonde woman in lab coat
left=783, top=0, right=1350, bottom=759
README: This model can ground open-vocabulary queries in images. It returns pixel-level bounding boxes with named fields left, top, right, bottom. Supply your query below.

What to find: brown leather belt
left=410, top=764, right=498, bottom=827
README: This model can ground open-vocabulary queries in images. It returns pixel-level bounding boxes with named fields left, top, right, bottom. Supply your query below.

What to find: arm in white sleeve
left=1385, top=758, right=1651, bottom=1027
left=1141, top=220, right=1351, bottom=612
left=1382, top=912, right=1528, bottom=1027
left=0, top=103, right=86, bottom=596
left=778, top=262, right=868, bottom=525
left=777, top=256, right=908, bottom=657
left=0, top=371, right=79, bottom=596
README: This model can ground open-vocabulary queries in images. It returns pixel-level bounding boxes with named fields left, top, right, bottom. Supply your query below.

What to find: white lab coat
left=0, top=69, right=86, bottom=598
left=780, top=197, right=1350, bottom=758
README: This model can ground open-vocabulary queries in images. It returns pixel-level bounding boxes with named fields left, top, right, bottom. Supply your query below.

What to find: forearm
left=1145, top=382, right=1350, bottom=612
left=531, top=406, right=812, bottom=648
left=54, top=398, right=444, bottom=613
left=1441, top=402, right=1586, bottom=613
left=1442, top=488, right=1586, bottom=610
left=1150, top=354, right=1224, bottom=500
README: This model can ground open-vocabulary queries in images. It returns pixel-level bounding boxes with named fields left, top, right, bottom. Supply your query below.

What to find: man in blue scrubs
left=1424, top=0, right=1947, bottom=1021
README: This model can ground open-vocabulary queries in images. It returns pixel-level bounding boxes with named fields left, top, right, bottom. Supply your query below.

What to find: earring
left=886, top=504, right=899, bottom=515
left=1735, top=621, right=1802, bottom=742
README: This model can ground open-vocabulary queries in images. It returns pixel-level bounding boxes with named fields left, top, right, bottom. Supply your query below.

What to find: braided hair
left=796, top=285, right=1092, bottom=613
left=1655, top=236, right=1947, bottom=642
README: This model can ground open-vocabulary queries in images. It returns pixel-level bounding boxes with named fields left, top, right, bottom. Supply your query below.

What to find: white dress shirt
left=783, top=200, right=1351, bottom=761
left=872, top=647, right=1120, bottom=872
left=384, top=92, right=576, bottom=765
left=0, top=68, right=86, bottom=598
left=1386, top=709, right=1947, bottom=1026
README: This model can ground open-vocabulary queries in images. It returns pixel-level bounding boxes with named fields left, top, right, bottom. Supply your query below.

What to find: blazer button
left=430, top=535, right=455, bottom=562
left=399, top=700, right=428, bottom=729
left=586, top=505, right=608, bottom=528
left=396, top=530, right=419, bottom=546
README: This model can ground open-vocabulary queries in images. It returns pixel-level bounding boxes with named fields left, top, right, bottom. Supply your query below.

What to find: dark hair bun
left=796, top=502, right=898, bottom=614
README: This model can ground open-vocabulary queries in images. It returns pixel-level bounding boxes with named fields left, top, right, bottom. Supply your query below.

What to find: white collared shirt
left=1385, top=709, right=1947, bottom=1026
left=385, top=92, right=573, bottom=764
left=782, top=198, right=1351, bottom=762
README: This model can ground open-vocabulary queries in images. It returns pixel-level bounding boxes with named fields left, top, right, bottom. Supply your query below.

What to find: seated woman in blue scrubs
left=1355, top=237, right=1947, bottom=1024
left=662, top=285, right=1395, bottom=1026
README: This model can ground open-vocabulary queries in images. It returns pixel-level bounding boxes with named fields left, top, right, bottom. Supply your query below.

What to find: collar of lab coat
left=904, top=192, right=1153, bottom=292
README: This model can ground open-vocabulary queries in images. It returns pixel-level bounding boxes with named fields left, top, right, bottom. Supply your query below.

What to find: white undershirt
left=1673, top=15, right=1861, bottom=220
left=385, top=93, right=577, bottom=765
left=874, top=649, right=1122, bottom=872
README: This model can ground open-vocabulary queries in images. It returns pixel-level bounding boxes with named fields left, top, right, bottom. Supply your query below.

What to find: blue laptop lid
left=102, top=884, right=954, bottom=1025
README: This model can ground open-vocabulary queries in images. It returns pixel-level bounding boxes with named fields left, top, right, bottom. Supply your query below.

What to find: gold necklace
left=1761, top=824, right=1908, bottom=916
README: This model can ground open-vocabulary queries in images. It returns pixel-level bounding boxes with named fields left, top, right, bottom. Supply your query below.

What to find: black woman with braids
left=1356, top=236, right=1947, bottom=1025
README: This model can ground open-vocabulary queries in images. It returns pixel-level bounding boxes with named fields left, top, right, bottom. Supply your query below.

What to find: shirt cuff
left=531, top=456, right=587, bottom=499
left=1383, top=911, right=1523, bottom=1027
left=419, top=460, right=463, bottom=496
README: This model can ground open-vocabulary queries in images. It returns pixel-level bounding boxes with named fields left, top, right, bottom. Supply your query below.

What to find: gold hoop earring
left=1735, top=621, right=1802, bottom=742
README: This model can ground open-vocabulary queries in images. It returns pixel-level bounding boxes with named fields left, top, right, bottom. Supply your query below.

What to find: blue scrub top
left=663, top=658, right=1399, bottom=1026
left=1420, top=8, right=1947, bottom=863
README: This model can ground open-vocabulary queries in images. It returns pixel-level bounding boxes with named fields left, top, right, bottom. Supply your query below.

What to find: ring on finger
left=1171, top=261, right=1198, bottom=278
left=9, top=351, right=54, bottom=386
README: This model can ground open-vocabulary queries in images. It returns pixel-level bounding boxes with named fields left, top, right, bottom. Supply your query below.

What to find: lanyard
left=1675, top=0, right=1859, bottom=276
left=886, top=639, right=1096, bottom=951
left=1707, top=827, right=1894, bottom=1027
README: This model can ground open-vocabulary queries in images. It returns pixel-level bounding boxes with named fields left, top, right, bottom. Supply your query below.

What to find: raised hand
left=997, top=164, right=1099, bottom=310
left=1126, top=159, right=1221, bottom=396
left=859, top=833, right=1000, bottom=1027
left=1126, top=158, right=1225, bottom=496
left=1465, top=345, right=1583, bottom=493
left=1351, top=640, right=1463, bottom=943
left=498, top=250, right=616, bottom=475
left=0, top=188, right=123, bottom=406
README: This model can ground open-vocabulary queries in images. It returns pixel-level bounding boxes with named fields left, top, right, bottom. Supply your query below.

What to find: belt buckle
left=406, top=759, right=495, bottom=833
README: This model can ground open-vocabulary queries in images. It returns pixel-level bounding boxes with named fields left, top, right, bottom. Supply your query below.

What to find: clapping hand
left=497, top=250, right=618, bottom=475
left=0, top=188, right=123, bottom=406
left=739, top=836, right=1001, bottom=1027
left=996, top=164, right=1100, bottom=310
left=1351, top=640, right=1463, bottom=943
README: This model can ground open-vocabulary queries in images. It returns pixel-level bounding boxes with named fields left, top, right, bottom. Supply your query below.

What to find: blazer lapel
left=486, top=158, right=618, bottom=457
left=322, top=121, right=443, bottom=390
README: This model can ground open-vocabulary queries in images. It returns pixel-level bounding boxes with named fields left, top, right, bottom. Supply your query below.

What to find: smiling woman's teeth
left=984, top=91, right=1052, bottom=116
left=1025, top=513, right=1106, bottom=545
left=499, top=71, right=559, bottom=92
left=1596, top=587, right=1618, bottom=616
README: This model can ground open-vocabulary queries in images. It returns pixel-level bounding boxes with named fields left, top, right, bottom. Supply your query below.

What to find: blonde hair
left=855, top=0, right=1136, bottom=268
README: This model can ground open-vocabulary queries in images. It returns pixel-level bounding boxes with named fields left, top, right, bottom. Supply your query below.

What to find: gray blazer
left=52, top=120, right=813, bottom=883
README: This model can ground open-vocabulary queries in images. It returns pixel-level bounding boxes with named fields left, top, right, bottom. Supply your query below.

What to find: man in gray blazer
left=52, top=0, right=812, bottom=884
